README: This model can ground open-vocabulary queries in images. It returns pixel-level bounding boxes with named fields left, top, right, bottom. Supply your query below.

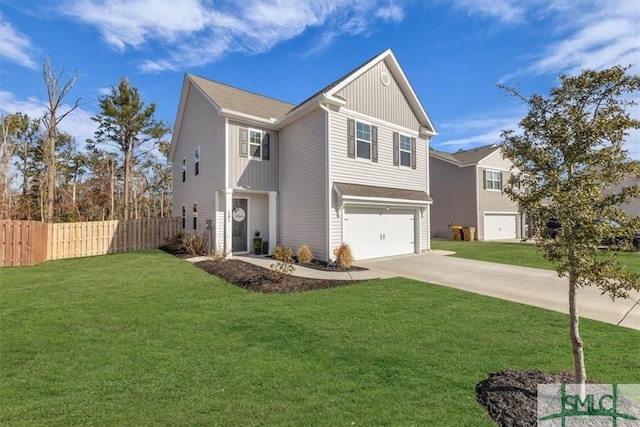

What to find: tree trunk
left=45, top=125, right=56, bottom=223
left=123, top=148, right=132, bottom=220
left=109, top=161, right=114, bottom=220
left=569, top=267, right=586, bottom=392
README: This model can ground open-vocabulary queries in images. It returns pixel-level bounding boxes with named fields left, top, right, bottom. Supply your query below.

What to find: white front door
left=483, top=213, right=517, bottom=240
left=343, top=207, right=415, bottom=260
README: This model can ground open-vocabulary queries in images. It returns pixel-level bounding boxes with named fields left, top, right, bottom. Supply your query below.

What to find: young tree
left=0, top=114, right=24, bottom=219
left=91, top=78, right=170, bottom=220
left=500, top=66, right=640, bottom=389
left=42, top=57, right=80, bottom=223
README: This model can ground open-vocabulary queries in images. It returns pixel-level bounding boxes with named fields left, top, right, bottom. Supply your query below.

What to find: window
left=181, top=205, right=186, bottom=229
left=399, top=134, right=412, bottom=167
left=192, top=203, right=198, bottom=230
left=194, top=146, right=200, bottom=176
left=356, top=121, right=371, bottom=159
left=249, top=129, right=261, bottom=159
left=182, top=159, right=186, bottom=182
left=485, top=170, right=502, bottom=190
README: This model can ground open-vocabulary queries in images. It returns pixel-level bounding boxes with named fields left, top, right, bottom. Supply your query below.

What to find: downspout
left=319, top=102, right=332, bottom=262
left=475, top=165, right=480, bottom=239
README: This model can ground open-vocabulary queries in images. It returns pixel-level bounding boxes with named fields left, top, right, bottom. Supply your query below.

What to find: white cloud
left=376, top=5, right=404, bottom=22
left=0, top=90, right=97, bottom=147
left=450, top=0, right=526, bottom=23
left=434, top=112, right=524, bottom=151
left=0, top=14, right=37, bottom=69
left=62, top=0, right=407, bottom=72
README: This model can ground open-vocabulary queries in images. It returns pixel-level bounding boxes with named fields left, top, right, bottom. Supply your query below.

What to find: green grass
left=432, top=239, right=640, bottom=272
left=1, top=250, right=639, bottom=426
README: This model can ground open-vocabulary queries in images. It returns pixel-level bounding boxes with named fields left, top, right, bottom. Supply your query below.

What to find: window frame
left=485, top=170, right=502, bottom=191
left=355, top=120, right=372, bottom=160
left=194, top=146, right=200, bottom=176
left=181, top=159, right=186, bottom=182
left=399, top=134, right=412, bottom=167
left=192, top=203, right=198, bottom=230
left=248, top=128, right=262, bottom=160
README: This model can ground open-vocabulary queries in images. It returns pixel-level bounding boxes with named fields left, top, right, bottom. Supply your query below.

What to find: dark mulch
left=476, top=369, right=578, bottom=427
left=159, top=244, right=361, bottom=293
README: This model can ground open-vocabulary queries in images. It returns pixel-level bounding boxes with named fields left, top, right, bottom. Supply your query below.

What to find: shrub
left=333, top=242, right=354, bottom=269
left=297, top=245, right=313, bottom=264
left=207, top=248, right=227, bottom=261
left=271, top=246, right=296, bottom=280
left=182, top=232, right=208, bottom=256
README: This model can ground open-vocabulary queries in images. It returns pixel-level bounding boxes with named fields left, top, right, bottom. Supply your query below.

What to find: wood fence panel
left=1, top=218, right=179, bottom=266
left=0, top=220, right=48, bottom=266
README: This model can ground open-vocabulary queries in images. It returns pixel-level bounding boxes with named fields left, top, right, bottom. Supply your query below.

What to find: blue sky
left=1, top=0, right=639, bottom=158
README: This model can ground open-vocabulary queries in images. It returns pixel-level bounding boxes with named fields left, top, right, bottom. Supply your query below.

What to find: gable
left=335, top=60, right=420, bottom=131
left=478, top=148, right=517, bottom=171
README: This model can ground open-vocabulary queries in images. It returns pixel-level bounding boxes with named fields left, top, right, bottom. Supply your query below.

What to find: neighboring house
left=169, top=49, right=437, bottom=261
left=612, top=174, right=640, bottom=217
left=429, top=144, right=528, bottom=240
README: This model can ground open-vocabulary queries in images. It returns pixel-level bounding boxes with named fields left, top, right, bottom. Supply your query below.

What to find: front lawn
left=1, top=250, right=639, bottom=425
left=432, top=239, right=640, bottom=272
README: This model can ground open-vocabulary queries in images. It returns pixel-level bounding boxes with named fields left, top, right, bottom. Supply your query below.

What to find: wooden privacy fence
left=0, top=218, right=181, bottom=267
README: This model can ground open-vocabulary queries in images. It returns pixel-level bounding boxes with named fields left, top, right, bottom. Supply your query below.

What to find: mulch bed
left=159, top=244, right=361, bottom=293
left=476, top=369, right=579, bottom=427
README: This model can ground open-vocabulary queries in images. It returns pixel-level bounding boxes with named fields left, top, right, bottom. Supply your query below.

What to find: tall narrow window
left=182, top=159, right=186, bottom=182
left=399, top=134, right=412, bottom=167
left=181, top=205, right=186, bottom=229
left=192, top=203, right=198, bottom=230
left=194, top=146, right=200, bottom=176
left=249, top=129, right=262, bottom=159
left=356, top=121, right=371, bottom=159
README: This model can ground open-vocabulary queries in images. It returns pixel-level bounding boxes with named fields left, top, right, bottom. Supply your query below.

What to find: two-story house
left=169, top=49, right=437, bottom=261
left=429, top=144, right=528, bottom=241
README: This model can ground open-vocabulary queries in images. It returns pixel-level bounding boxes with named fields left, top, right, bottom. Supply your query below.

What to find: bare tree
left=41, top=57, right=80, bottom=223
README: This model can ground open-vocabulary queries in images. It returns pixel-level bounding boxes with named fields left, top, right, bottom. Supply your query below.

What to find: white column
left=268, top=191, right=277, bottom=255
left=225, top=188, right=233, bottom=259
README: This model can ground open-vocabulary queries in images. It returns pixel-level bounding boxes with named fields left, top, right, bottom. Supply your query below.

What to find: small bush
left=297, top=245, right=313, bottom=264
left=207, top=248, right=227, bottom=261
left=333, top=243, right=354, bottom=269
left=271, top=246, right=296, bottom=280
left=182, top=232, right=208, bottom=256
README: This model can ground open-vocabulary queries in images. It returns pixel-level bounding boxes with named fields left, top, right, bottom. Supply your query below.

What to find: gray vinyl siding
left=477, top=167, right=520, bottom=239
left=480, top=149, right=516, bottom=170
left=335, top=60, right=420, bottom=131
left=421, top=206, right=430, bottom=251
left=248, top=193, right=270, bottom=244
left=171, top=85, right=225, bottom=243
left=429, top=158, right=477, bottom=238
left=227, top=120, right=279, bottom=191
left=279, top=108, right=328, bottom=260
left=329, top=111, right=428, bottom=252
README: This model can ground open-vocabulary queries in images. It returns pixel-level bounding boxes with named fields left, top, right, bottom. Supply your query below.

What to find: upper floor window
left=194, top=146, right=200, bottom=176
left=356, top=121, right=371, bottom=159
left=239, top=128, right=270, bottom=160
left=399, top=134, right=412, bottom=167
left=182, top=159, right=186, bottom=182
left=249, top=129, right=262, bottom=159
left=485, top=170, right=502, bottom=190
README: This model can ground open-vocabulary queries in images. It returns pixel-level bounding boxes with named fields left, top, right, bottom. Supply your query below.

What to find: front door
left=232, top=198, right=248, bottom=252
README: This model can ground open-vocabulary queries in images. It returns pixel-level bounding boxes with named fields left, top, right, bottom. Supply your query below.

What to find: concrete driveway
left=358, top=253, right=640, bottom=331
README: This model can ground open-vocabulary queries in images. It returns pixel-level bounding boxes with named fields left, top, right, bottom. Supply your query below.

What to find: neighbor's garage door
left=343, top=207, right=415, bottom=260
left=483, top=213, right=517, bottom=240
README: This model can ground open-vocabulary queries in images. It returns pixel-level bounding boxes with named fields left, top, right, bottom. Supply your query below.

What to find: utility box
left=463, top=227, right=476, bottom=242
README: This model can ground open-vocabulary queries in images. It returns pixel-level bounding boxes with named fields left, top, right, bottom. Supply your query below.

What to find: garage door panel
left=484, top=213, right=517, bottom=240
left=344, top=207, right=415, bottom=260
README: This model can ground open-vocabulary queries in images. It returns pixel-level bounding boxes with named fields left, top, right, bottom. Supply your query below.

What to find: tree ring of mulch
left=159, top=245, right=362, bottom=293
left=476, top=369, right=581, bottom=427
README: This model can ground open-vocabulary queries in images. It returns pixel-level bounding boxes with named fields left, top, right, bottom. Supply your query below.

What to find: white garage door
left=344, top=207, right=415, bottom=260
left=484, top=213, right=517, bottom=240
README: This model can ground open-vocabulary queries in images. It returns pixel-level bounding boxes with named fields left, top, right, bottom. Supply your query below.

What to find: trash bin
left=451, top=225, right=463, bottom=240
left=463, top=227, right=476, bottom=242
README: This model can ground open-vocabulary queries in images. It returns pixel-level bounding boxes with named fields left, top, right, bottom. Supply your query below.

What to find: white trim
left=219, top=108, right=277, bottom=126
left=319, top=103, right=332, bottom=262
left=268, top=191, right=277, bottom=255
left=340, top=107, right=419, bottom=137
left=224, top=118, right=229, bottom=188
left=475, top=165, right=480, bottom=236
